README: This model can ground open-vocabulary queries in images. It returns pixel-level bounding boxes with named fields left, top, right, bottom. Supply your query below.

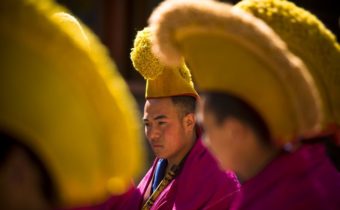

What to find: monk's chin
left=152, top=149, right=166, bottom=158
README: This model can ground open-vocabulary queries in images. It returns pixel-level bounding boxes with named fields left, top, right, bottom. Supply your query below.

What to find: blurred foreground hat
left=236, top=0, right=340, bottom=132
left=0, top=0, right=144, bottom=207
left=131, top=27, right=198, bottom=99
left=148, top=0, right=322, bottom=145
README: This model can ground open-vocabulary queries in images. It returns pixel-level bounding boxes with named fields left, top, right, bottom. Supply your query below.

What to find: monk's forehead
left=144, top=98, right=177, bottom=118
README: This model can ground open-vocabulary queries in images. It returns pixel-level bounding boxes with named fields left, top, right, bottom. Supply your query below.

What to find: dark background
left=56, top=0, right=339, bottom=91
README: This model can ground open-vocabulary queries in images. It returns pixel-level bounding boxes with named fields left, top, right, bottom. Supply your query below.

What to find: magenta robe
left=106, top=138, right=240, bottom=210
left=232, top=143, right=340, bottom=210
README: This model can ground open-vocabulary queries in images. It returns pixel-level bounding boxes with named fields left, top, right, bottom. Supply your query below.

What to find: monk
left=148, top=0, right=340, bottom=209
left=105, top=27, right=240, bottom=210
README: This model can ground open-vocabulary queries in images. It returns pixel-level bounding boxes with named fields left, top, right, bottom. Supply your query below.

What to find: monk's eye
left=158, top=121, right=166, bottom=126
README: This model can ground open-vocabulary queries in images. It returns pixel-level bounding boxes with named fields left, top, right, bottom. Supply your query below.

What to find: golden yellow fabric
left=148, top=0, right=322, bottom=145
left=236, top=0, right=340, bottom=129
left=131, top=27, right=198, bottom=98
left=0, top=0, right=144, bottom=207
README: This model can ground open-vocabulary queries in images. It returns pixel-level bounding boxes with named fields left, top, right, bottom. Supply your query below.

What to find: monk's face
left=199, top=98, right=246, bottom=171
left=143, top=98, right=193, bottom=162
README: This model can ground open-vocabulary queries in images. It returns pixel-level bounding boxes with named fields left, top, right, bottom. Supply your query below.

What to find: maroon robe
left=105, top=138, right=240, bottom=209
left=232, top=143, right=340, bottom=210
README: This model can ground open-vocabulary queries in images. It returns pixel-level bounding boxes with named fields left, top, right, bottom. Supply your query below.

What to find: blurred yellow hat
left=131, top=27, right=198, bottom=99
left=236, top=0, right=340, bottom=132
left=149, top=0, right=322, bottom=145
left=0, top=0, right=144, bottom=208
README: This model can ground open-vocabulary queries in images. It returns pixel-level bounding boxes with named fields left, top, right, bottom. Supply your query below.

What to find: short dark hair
left=202, top=92, right=271, bottom=145
left=171, top=95, right=197, bottom=118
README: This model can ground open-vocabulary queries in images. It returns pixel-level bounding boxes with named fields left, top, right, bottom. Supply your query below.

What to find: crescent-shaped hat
left=148, top=0, right=322, bottom=145
left=0, top=0, right=144, bottom=207
left=236, top=0, right=340, bottom=132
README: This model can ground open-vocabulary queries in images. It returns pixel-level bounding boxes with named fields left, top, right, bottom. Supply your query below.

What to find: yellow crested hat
left=0, top=0, right=144, bottom=207
left=236, top=0, right=340, bottom=131
left=131, top=27, right=198, bottom=99
left=148, top=0, right=322, bottom=145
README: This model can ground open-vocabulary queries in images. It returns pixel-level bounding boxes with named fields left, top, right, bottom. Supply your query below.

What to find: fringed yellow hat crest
left=149, top=0, right=322, bottom=145
left=131, top=27, right=198, bottom=99
left=236, top=0, right=340, bottom=131
left=0, top=0, right=144, bottom=207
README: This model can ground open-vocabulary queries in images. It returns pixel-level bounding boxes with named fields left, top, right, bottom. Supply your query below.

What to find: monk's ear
left=183, top=113, right=195, bottom=131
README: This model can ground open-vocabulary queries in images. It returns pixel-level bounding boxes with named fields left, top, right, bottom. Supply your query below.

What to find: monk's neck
left=237, top=145, right=279, bottom=183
